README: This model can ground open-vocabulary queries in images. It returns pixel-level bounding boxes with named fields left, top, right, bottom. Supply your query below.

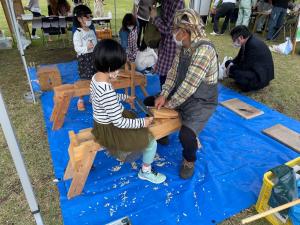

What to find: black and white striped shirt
left=90, top=76, right=145, bottom=129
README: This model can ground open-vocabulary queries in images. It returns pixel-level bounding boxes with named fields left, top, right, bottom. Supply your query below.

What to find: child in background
left=57, top=0, right=72, bottom=16
left=119, top=13, right=139, bottom=62
left=73, top=5, right=97, bottom=110
left=91, top=39, right=166, bottom=184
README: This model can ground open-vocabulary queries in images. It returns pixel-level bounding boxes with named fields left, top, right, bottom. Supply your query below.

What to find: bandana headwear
left=173, top=9, right=206, bottom=41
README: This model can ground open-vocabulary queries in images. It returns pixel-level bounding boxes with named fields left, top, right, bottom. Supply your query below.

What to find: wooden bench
left=37, top=66, right=62, bottom=91
left=50, top=62, right=148, bottom=130
left=63, top=109, right=181, bottom=199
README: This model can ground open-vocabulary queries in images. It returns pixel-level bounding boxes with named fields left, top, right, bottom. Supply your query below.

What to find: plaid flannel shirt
left=161, top=38, right=219, bottom=109
left=127, top=27, right=138, bottom=62
left=153, top=0, right=184, bottom=77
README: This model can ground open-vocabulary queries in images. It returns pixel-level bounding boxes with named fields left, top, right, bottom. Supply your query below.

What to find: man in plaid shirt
left=154, top=9, right=219, bottom=179
left=150, top=0, right=184, bottom=87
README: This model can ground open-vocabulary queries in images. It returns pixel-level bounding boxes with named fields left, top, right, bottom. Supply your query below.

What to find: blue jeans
left=267, top=6, right=287, bottom=40
left=142, top=138, right=157, bottom=165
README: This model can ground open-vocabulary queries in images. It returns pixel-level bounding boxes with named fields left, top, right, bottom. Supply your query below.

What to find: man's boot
left=179, top=158, right=195, bottom=179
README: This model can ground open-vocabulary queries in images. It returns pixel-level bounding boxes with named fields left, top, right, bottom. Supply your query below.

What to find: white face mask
left=109, top=70, right=119, bottom=80
left=233, top=38, right=242, bottom=48
left=85, top=20, right=92, bottom=27
left=127, top=26, right=134, bottom=31
left=173, top=31, right=183, bottom=47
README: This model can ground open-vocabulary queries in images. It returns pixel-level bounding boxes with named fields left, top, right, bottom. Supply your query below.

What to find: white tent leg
left=5, top=0, right=36, bottom=104
left=0, top=91, right=44, bottom=225
left=114, top=0, right=117, bottom=35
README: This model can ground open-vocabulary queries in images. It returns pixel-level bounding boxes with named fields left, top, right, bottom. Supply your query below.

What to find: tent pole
left=6, top=0, right=36, bottom=104
left=0, top=91, right=44, bottom=225
left=114, top=0, right=117, bottom=35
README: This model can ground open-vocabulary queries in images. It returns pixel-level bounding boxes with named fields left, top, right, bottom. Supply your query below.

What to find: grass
left=1, top=2, right=300, bottom=225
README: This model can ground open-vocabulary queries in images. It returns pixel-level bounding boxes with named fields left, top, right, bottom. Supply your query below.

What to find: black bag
left=143, top=23, right=161, bottom=49
left=143, top=6, right=161, bottom=49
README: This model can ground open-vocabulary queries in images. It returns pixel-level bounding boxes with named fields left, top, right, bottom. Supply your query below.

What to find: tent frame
left=0, top=91, right=43, bottom=225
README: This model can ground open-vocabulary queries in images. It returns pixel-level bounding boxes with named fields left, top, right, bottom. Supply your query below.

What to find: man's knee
left=179, top=126, right=197, bottom=146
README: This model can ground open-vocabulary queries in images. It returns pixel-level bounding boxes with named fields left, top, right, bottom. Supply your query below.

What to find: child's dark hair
left=73, top=5, right=92, bottom=28
left=94, top=39, right=127, bottom=73
left=121, top=13, right=137, bottom=32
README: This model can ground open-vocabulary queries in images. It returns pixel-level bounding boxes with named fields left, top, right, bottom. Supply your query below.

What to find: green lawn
left=1, top=1, right=300, bottom=225
left=0, top=0, right=134, bottom=36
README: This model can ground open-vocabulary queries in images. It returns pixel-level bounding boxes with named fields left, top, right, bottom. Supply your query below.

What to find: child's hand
left=125, top=96, right=135, bottom=104
left=144, top=117, right=154, bottom=127
left=87, top=41, right=94, bottom=50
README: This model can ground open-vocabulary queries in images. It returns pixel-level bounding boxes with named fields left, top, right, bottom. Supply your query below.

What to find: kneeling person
left=225, top=25, right=274, bottom=92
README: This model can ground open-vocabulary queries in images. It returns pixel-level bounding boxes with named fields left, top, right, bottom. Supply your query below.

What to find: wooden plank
left=220, top=98, right=264, bottom=119
left=149, top=108, right=179, bottom=119
left=263, top=124, right=300, bottom=153
left=149, top=118, right=181, bottom=140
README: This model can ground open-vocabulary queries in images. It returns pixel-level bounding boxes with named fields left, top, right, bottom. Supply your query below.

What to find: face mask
left=233, top=38, right=242, bottom=48
left=109, top=70, right=119, bottom=80
left=127, top=26, right=134, bottom=31
left=173, top=31, right=183, bottom=47
left=85, top=20, right=92, bottom=27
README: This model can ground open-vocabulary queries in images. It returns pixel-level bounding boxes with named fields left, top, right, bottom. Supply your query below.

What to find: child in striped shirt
left=90, top=39, right=166, bottom=184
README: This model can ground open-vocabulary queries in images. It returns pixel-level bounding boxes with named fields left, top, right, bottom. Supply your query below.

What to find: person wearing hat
left=153, top=9, right=219, bottom=179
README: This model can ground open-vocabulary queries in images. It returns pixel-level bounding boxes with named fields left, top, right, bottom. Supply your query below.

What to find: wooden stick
left=242, top=199, right=300, bottom=224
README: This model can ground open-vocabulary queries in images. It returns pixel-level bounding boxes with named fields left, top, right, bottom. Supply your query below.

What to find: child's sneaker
left=138, top=168, right=166, bottom=184
left=77, top=99, right=85, bottom=111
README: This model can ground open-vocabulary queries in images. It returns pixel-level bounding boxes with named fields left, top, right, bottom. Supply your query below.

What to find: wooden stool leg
left=140, top=85, right=149, bottom=97
left=52, top=93, right=72, bottom=130
left=63, top=160, right=74, bottom=180
left=50, top=96, right=60, bottom=122
left=67, top=150, right=97, bottom=199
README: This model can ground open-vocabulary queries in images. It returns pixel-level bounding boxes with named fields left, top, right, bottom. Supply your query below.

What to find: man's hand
left=155, top=95, right=166, bottom=110
left=144, top=117, right=154, bottom=127
left=125, top=96, right=135, bottom=104
left=150, top=6, right=157, bottom=19
left=226, top=62, right=234, bottom=76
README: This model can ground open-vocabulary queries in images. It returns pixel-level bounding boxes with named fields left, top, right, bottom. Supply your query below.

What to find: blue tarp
left=29, top=61, right=299, bottom=225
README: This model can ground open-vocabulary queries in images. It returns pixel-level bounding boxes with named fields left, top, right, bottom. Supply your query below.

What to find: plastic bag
left=218, top=56, right=232, bottom=80
left=268, top=165, right=297, bottom=220
left=135, top=47, right=158, bottom=71
left=0, top=30, right=13, bottom=49
left=17, top=23, right=31, bottom=50
left=289, top=180, right=300, bottom=225
left=269, top=37, right=293, bottom=55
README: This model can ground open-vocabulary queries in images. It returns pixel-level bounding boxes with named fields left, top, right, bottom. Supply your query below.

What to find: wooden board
left=149, top=107, right=179, bottom=119
left=149, top=118, right=181, bottom=140
left=263, top=124, right=300, bottom=153
left=220, top=98, right=264, bottom=119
